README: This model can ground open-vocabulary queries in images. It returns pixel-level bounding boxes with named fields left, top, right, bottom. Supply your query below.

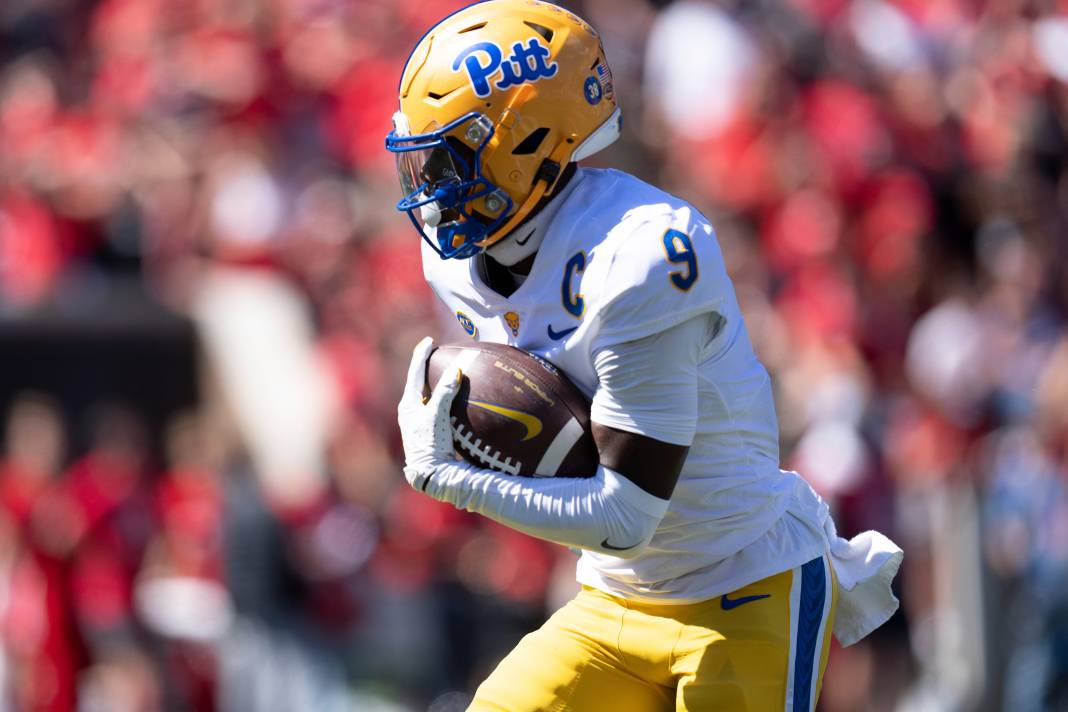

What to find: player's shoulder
left=559, top=169, right=706, bottom=270
left=568, top=168, right=696, bottom=229
left=569, top=168, right=712, bottom=251
left=586, top=172, right=719, bottom=290
left=571, top=170, right=731, bottom=346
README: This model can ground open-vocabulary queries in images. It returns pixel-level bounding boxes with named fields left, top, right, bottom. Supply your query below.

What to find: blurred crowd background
left=0, top=0, right=1066, bottom=710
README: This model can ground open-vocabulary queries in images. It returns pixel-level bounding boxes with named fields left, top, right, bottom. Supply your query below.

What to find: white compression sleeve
left=424, top=462, right=669, bottom=558
left=419, top=316, right=713, bottom=555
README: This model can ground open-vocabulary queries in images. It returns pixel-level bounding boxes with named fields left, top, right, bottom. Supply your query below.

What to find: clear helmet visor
left=395, top=145, right=431, bottom=198
left=387, top=111, right=513, bottom=258
left=391, top=112, right=468, bottom=228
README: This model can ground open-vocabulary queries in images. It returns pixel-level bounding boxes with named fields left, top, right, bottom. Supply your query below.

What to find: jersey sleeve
left=590, top=204, right=730, bottom=351
left=590, top=314, right=710, bottom=446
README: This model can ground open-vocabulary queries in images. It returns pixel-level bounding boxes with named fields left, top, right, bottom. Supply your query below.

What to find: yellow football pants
left=470, top=555, right=836, bottom=712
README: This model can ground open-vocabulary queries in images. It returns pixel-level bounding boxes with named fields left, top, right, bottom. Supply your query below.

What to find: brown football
left=425, top=342, right=598, bottom=477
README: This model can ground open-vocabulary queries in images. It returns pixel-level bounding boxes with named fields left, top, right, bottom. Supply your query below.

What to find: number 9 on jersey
left=663, top=229, right=698, bottom=292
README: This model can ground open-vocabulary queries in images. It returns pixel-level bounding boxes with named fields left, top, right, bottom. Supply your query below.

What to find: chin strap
left=476, top=134, right=576, bottom=250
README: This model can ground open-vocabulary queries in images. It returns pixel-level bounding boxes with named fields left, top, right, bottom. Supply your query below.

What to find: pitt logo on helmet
left=453, top=38, right=558, bottom=98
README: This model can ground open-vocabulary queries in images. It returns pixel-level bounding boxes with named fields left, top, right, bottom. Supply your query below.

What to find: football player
left=387, top=2, right=902, bottom=710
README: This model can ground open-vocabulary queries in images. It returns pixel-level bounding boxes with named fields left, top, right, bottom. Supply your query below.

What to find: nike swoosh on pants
left=720, top=593, right=771, bottom=610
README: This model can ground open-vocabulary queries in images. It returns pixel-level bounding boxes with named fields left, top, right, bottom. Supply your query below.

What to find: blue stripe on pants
left=792, top=557, right=826, bottom=712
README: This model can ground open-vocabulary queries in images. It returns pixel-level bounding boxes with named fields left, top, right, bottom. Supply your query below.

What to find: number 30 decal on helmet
left=385, top=0, right=622, bottom=260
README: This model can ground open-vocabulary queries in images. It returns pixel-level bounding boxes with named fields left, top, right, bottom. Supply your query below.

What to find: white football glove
left=397, top=336, right=462, bottom=493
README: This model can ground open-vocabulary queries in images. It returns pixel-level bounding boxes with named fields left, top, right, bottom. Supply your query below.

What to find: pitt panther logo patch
left=453, top=38, right=558, bottom=98
left=503, top=311, right=521, bottom=336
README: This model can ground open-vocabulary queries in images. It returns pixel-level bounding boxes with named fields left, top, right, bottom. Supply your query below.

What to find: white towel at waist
left=787, top=472, right=904, bottom=647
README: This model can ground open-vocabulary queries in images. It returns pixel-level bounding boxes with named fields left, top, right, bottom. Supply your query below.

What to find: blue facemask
left=385, top=111, right=514, bottom=260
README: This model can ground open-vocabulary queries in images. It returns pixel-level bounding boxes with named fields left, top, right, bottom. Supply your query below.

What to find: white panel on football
left=451, top=348, right=481, bottom=374
left=535, top=417, right=584, bottom=476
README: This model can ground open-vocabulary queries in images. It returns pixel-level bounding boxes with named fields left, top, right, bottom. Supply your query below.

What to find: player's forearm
left=423, top=461, right=669, bottom=558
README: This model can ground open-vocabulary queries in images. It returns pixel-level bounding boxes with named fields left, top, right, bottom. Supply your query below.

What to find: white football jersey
left=423, top=168, right=829, bottom=602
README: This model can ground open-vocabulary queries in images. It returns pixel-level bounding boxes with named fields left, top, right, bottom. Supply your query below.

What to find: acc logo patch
left=503, top=311, right=521, bottom=336
left=453, top=38, right=558, bottom=98
left=456, top=311, right=478, bottom=338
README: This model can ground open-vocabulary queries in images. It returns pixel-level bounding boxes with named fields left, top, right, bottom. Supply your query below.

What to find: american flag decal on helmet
left=596, top=61, right=614, bottom=102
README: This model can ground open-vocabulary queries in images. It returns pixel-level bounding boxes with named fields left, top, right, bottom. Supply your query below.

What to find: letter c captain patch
left=561, top=251, right=586, bottom=318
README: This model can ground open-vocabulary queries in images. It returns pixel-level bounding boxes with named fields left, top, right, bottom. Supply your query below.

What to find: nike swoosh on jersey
left=601, top=537, right=639, bottom=551
left=514, top=228, right=536, bottom=246
left=468, top=400, right=543, bottom=441
left=720, top=593, right=771, bottom=610
left=547, top=324, right=578, bottom=341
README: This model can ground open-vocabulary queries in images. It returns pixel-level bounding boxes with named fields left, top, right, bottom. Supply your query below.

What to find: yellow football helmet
left=385, top=0, right=621, bottom=259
